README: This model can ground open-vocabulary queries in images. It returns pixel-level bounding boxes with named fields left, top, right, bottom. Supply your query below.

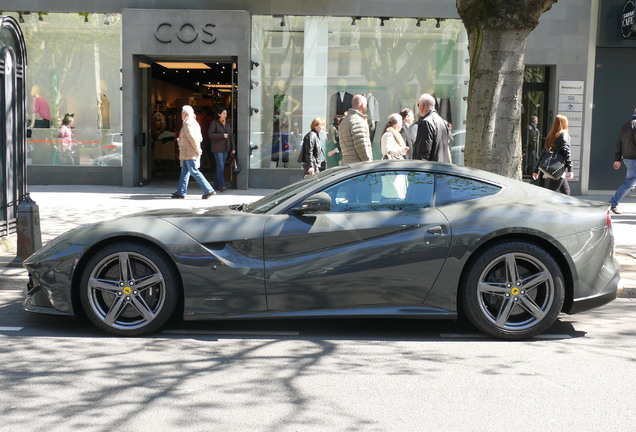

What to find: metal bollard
left=8, top=194, right=42, bottom=267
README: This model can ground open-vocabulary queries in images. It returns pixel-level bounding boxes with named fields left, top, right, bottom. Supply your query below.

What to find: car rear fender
left=423, top=231, right=576, bottom=313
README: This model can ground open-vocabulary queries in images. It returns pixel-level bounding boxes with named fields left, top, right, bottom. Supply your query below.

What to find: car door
left=263, top=171, right=452, bottom=312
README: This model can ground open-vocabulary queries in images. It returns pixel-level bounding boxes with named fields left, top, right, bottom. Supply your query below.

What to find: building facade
left=1, top=0, right=634, bottom=194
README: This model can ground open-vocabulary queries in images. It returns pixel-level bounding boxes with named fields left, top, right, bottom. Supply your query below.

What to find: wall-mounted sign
left=557, top=80, right=585, bottom=181
left=154, top=23, right=217, bottom=44
left=621, top=0, right=636, bottom=39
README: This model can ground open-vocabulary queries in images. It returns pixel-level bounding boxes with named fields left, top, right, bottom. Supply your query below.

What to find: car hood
left=122, top=206, right=269, bottom=245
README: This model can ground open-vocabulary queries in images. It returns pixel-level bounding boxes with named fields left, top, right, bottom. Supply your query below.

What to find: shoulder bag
left=538, top=149, right=567, bottom=180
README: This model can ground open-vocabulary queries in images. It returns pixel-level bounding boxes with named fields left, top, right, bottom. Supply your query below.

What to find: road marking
left=534, top=334, right=572, bottom=340
left=162, top=329, right=300, bottom=336
left=0, top=327, right=24, bottom=332
left=440, top=333, right=572, bottom=340
left=440, top=333, right=489, bottom=338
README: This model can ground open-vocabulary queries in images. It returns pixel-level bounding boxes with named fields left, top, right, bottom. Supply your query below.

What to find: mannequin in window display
left=30, top=85, right=51, bottom=128
left=272, top=79, right=301, bottom=167
left=328, top=79, right=353, bottom=124
left=97, top=80, right=111, bottom=130
left=366, top=82, right=380, bottom=143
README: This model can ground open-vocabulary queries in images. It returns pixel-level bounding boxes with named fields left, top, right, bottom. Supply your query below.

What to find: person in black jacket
left=413, top=93, right=451, bottom=162
left=609, top=108, right=636, bottom=214
left=532, top=114, right=574, bottom=195
left=399, top=108, right=415, bottom=159
left=208, top=107, right=235, bottom=192
left=298, top=117, right=326, bottom=176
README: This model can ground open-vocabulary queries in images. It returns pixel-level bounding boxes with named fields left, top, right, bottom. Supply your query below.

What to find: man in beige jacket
left=339, top=94, right=373, bottom=163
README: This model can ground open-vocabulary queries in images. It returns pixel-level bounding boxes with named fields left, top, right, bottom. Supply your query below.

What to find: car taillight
left=606, top=210, right=612, bottom=231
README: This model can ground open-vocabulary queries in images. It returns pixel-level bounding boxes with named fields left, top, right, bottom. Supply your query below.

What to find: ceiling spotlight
left=250, top=80, right=260, bottom=89
left=103, top=13, right=113, bottom=25
left=18, top=13, right=25, bottom=23
left=250, top=61, right=260, bottom=70
left=436, top=18, right=443, bottom=28
left=351, top=16, right=361, bottom=26
left=250, top=107, right=260, bottom=115
left=38, top=12, right=45, bottom=22
left=379, top=17, right=390, bottom=27
left=416, top=18, right=425, bottom=27
left=274, top=15, right=285, bottom=27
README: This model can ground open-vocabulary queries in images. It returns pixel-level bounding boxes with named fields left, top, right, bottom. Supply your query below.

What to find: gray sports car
left=23, top=161, right=619, bottom=340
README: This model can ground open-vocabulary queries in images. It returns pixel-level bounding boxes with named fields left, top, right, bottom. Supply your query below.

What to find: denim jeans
left=610, top=158, right=636, bottom=207
left=213, top=151, right=228, bottom=189
left=176, top=159, right=214, bottom=196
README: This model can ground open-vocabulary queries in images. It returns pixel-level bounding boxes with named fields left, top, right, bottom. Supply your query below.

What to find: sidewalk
left=1, top=184, right=635, bottom=298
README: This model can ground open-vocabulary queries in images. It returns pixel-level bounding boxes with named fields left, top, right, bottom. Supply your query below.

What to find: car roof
left=340, top=160, right=510, bottom=186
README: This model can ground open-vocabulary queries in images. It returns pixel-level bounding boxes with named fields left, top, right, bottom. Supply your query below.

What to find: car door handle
left=426, top=225, right=444, bottom=236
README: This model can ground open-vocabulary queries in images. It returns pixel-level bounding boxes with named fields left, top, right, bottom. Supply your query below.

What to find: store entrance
left=142, top=58, right=237, bottom=183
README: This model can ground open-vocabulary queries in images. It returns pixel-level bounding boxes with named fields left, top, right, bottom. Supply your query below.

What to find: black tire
left=460, top=241, right=565, bottom=340
left=79, top=242, right=179, bottom=336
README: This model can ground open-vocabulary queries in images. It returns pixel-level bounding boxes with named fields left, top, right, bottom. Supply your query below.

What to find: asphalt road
left=0, top=288, right=634, bottom=431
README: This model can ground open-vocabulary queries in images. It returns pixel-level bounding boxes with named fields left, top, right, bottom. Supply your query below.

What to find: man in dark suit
left=399, top=108, right=415, bottom=159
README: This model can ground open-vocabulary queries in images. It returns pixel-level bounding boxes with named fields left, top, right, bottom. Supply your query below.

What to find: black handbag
left=231, top=155, right=241, bottom=174
left=538, top=150, right=567, bottom=180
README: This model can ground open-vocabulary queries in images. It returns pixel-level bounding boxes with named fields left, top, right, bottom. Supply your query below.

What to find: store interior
left=149, top=60, right=237, bottom=182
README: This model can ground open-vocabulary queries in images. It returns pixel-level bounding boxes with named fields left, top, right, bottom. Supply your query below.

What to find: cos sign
left=154, top=23, right=216, bottom=44
left=621, top=0, right=636, bottom=40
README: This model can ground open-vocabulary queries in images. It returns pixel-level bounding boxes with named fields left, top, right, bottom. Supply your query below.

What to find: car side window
left=323, top=171, right=434, bottom=212
left=434, top=174, right=501, bottom=206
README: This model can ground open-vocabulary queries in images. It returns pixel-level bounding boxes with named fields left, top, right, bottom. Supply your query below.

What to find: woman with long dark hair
left=208, top=107, right=236, bottom=192
left=532, top=114, right=574, bottom=194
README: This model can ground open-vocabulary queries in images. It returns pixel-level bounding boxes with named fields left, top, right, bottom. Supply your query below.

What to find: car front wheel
left=79, top=242, right=179, bottom=336
left=460, top=241, right=565, bottom=340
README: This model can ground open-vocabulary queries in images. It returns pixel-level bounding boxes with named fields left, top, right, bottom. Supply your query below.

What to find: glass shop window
left=250, top=15, right=470, bottom=171
left=6, top=12, right=122, bottom=167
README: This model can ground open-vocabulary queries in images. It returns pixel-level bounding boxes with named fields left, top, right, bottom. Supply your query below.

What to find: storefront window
left=250, top=15, right=469, bottom=169
left=7, top=12, right=122, bottom=167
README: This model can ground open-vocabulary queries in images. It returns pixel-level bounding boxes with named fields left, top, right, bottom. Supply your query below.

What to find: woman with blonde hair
left=172, top=105, right=215, bottom=199
left=297, top=117, right=326, bottom=176
left=380, top=113, right=409, bottom=160
left=532, top=114, right=574, bottom=194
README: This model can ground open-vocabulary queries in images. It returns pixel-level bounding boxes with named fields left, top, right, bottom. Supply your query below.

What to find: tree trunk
left=457, top=0, right=557, bottom=180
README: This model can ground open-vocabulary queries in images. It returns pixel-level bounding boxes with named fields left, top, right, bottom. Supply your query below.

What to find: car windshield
left=243, top=166, right=350, bottom=214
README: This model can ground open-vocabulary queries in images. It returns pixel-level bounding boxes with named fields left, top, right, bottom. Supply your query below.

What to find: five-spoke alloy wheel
left=80, top=242, right=178, bottom=336
left=461, top=241, right=565, bottom=340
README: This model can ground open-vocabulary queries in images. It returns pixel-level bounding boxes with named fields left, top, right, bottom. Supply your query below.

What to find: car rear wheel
left=460, top=241, right=565, bottom=340
left=79, top=242, right=179, bottom=336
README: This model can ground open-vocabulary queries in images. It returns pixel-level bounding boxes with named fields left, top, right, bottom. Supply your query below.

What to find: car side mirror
left=291, top=192, right=332, bottom=214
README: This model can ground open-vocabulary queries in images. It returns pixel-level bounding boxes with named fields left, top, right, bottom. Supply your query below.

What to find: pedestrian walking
left=399, top=108, right=415, bottom=159
left=208, top=107, right=236, bottom=192
left=298, top=117, right=326, bottom=176
left=609, top=108, right=636, bottom=214
left=532, top=114, right=574, bottom=195
left=412, top=93, right=451, bottom=162
left=380, top=113, right=409, bottom=160
left=338, top=94, right=373, bottom=164
left=172, top=105, right=215, bottom=199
